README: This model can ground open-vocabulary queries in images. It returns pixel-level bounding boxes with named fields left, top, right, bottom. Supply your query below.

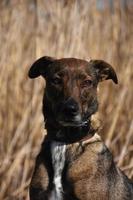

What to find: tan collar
left=80, top=133, right=101, bottom=145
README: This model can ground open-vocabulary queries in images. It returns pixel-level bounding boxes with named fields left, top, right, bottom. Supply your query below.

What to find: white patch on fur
left=49, top=141, right=66, bottom=200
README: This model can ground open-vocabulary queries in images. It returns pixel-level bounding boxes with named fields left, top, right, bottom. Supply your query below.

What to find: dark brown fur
left=28, top=57, right=133, bottom=200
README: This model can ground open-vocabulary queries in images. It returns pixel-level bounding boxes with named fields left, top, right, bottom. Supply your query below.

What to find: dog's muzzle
left=55, top=98, right=91, bottom=128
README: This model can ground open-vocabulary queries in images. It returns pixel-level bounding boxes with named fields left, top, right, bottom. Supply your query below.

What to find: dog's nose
left=63, top=99, right=79, bottom=116
left=65, top=104, right=78, bottom=114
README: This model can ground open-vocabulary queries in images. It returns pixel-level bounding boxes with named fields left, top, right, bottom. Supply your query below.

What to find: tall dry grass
left=0, top=1, right=133, bottom=199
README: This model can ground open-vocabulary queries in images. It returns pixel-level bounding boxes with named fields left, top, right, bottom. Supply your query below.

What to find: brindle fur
left=28, top=57, right=133, bottom=200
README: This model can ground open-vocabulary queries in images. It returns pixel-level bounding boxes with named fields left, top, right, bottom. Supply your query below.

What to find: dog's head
left=29, top=56, right=117, bottom=130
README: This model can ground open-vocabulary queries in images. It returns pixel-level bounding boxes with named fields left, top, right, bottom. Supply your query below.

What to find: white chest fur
left=50, top=141, right=66, bottom=200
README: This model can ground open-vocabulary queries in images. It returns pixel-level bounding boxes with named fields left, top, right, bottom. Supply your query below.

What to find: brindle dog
left=28, top=57, right=133, bottom=200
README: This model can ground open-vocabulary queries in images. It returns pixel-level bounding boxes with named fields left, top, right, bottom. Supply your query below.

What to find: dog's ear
left=28, top=56, right=55, bottom=79
left=89, top=60, right=118, bottom=84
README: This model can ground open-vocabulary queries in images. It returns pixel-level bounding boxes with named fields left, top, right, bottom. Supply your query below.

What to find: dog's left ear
left=28, top=56, right=55, bottom=79
left=89, top=60, right=118, bottom=84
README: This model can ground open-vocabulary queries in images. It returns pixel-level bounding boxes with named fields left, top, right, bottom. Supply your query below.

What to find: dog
left=28, top=56, right=133, bottom=200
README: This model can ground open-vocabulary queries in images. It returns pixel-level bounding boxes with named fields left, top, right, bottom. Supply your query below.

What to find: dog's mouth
left=58, top=119, right=88, bottom=127
left=58, top=113, right=91, bottom=128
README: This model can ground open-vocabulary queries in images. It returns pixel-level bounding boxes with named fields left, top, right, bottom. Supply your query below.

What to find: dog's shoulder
left=30, top=153, right=49, bottom=191
left=30, top=139, right=51, bottom=198
left=66, top=133, right=114, bottom=182
left=67, top=133, right=112, bottom=165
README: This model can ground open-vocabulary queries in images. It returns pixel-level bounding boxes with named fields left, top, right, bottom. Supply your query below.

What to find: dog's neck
left=43, top=98, right=96, bottom=144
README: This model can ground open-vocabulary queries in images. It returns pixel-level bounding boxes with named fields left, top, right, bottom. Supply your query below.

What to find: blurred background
left=0, top=0, right=133, bottom=199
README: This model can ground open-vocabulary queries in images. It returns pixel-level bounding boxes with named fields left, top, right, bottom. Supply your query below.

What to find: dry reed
left=0, top=1, right=132, bottom=199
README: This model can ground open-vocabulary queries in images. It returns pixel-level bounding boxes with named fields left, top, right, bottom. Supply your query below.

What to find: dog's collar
left=44, top=132, right=100, bottom=148
left=79, top=131, right=95, bottom=143
left=80, top=133, right=101, bottom=145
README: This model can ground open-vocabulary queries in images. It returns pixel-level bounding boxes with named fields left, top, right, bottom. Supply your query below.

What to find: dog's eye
left=81, top=79, right=93, bottom=88
left=51, top=77, right=62, bottom=85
